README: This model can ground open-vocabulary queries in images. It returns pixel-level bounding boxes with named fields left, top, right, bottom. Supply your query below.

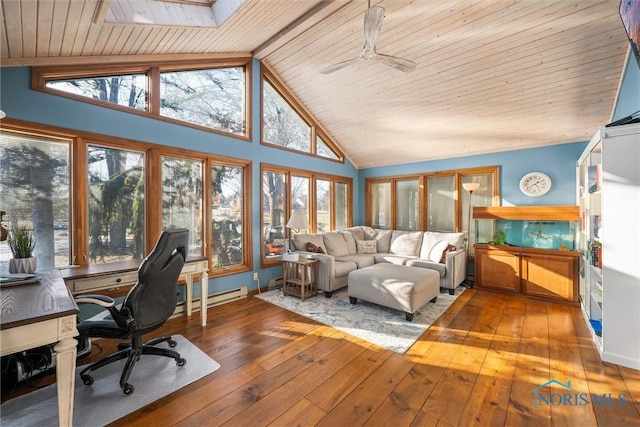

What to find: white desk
left=60, top=256, right=209, bottom=326
left=1, top=269, right=79, bottom=426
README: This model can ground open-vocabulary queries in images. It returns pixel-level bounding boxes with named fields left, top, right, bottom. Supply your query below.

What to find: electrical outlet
left=253, top=272, right=259, bottom=281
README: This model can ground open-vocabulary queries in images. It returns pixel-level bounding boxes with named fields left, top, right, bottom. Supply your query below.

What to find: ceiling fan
left=320, top=1, right=417, bottom=74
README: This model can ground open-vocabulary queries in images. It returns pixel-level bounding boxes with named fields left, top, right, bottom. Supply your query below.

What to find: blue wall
left=0, top=60, right=359, bottom=294
left=357, top=142, right=587, bottom=225
left=0, top=51, right=636, bottom=294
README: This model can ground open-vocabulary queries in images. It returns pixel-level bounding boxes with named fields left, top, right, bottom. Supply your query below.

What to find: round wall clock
left=519, top=172, right=552, bottom=197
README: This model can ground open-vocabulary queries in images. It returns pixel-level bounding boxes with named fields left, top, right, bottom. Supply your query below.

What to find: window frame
left=365, top=166, right=500, bottom=235
left=1, top=119, right=253, bottom=277
left=261, top=65, right=344, bottom=163
left=32, top=58, right=252, bottom=141
left=260, top=163, right=352, bottom=267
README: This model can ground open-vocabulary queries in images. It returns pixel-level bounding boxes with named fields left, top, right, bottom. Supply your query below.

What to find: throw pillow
left=439, top=244, right=457, bottom=263
left=427, top=240, right=450, bottom=263
left=356, top=239, right=377, bottom=254
left=306, top=242, right=325, bottom=254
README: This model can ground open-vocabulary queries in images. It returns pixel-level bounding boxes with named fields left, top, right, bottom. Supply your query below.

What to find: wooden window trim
left=260, top=163, right=353, bottom=267
left=261, top=65, right=345, bottom=163
left=1, top=118, right=253, bottom=276
left=31, top=58, right=252, bottom=142
left=365, top=166, right=500, bottom=231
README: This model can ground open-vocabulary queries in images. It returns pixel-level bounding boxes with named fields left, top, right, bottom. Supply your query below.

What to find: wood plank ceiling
left=0, top=0, right=631, bottom=168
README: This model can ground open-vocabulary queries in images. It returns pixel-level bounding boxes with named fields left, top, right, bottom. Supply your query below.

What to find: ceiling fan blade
left=319, top=57, right=362, bottom=74
left=375, top=52, right=417, bottom=72
left=363, top=6, right=385, bottom=54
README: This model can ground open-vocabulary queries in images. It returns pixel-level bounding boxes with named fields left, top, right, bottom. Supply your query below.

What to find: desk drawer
left=67, top=271, right=138, bottom=293
left=181, top=260, right=207, bottom=275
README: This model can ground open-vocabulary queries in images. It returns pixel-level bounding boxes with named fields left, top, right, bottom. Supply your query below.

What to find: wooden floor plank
left=504, top=298, right=552, bottom=427
left=457, top=295, right=524, bottom=426
left=3, top=288, right=639, bottom=427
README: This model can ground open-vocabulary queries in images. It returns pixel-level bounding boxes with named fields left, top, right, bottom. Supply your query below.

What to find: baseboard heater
left=268, top=276, right=283, bottom=290
left=173, top=286, right=248, bottom=317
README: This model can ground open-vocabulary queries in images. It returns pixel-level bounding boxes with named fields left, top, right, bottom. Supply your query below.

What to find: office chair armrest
left=75, top=294, right=115, bottom=308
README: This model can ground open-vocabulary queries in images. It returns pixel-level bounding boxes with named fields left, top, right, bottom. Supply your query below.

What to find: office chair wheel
left=82, top=376, right=94, bottom=386
left=176, top=357, right=186, bottom=367
left=123, top=383, right=134, bottom=395
left=168, top=339, right=177, bottom=348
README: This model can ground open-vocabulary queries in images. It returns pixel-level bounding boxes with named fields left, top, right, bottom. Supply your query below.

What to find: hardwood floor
left=4, top=288, right=640, bottom=426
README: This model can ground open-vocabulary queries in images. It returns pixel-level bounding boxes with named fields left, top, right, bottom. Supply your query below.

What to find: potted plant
left=7, top=226, right=37, bottom=274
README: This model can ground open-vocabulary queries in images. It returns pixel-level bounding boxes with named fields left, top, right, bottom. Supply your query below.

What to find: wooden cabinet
left=475, top=244, right=578, bottom=303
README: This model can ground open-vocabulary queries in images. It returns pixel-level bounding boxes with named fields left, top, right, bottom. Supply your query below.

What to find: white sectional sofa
left=290, top=226, right=467, bottom=297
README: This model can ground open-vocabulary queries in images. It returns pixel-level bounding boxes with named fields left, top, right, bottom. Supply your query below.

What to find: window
left=366, top=167, right=499, bottom=247
left=335, top=181, right=349, bottom=230
left=211, top=163, right=246, bottom=269
left=368, top=181, right=392, bottom=229
left=46, top=73, right=147, bottom=110
left=396, top=179, right=420, bottom=231
left=160, top=67, right=245, bottom=135
left=87, top=145, right=146, bottom=263
left=261, top=67, right=344, bottom=162
left=262, top=170, right=286, bottom=259
left=162, top=156, right=203, bottom=257
left=0, top=131, right=71, bottom=269
left=1, top=122, right=252, bottom=276
left=261, top=164, right=352, bottom=266
left=317, top=135, right=339, bottom=160
left=427, top=176, right=455, bottom=232
left=33, top=60, right=250, bottom=139
left=291, top=175, right=310, bottom=234
left=262, top=79, right=311, bottom=152
left=461, top=173, right=495, bottom=255
left=316, top=179, right=331, bottom=233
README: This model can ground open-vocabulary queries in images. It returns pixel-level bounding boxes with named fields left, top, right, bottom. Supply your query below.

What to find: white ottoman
left=348, top=263, right=440, bottom=321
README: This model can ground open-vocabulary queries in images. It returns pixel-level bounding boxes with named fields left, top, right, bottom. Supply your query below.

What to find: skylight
left=104, top=0, right=245, bottom=27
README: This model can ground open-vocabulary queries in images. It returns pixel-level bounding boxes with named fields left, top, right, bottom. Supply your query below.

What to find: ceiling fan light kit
left=320, top=3, right=417, bottom=74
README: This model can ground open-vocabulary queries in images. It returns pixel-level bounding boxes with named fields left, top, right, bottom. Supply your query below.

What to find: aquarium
left=475, top=219, right=578, bottom=251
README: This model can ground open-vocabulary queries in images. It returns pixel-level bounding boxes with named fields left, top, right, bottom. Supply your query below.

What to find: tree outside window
left=87, top=145, right=145, bottom=263
left=0, top=132, right=70, bottom=269
left=212, top=164, right=245, bottom=268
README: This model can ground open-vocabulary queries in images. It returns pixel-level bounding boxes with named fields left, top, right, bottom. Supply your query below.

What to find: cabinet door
left=476, top=249, right=520, bottom=292
left=522, top=254, right=577, bottom=302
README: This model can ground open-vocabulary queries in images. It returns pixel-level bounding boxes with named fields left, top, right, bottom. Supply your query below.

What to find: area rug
left=1, top=334, right=220, bottom=426
left=255, top=286, right=465, bottom=354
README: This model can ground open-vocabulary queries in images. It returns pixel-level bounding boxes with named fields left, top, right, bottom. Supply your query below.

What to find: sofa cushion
left=334, top=260, right=358, bottom=278
left=390, top=231, right=423, bottom=256
left=420, top=232, right=465, bottom=259
left=427, top=240, right=450, bottom=263
left=344, top=226, right=365, bottom=241
left=293, top=233, right=325, bottom=252
left=324, top=231, right=350, bottom=257
left=373, top=229, right=393, bottom=253
left=405, top=259, right=447, bottom=277
left=362, top=226, right=378, bottom=240
left=356, top=239, right=377, bottom=254
left=342, top=231, right=357, bottom=255
left=374, top=254, right=416, bottom=265
left=336, top=254, right=376, bottom=269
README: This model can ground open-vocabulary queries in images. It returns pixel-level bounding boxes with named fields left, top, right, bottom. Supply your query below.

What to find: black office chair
left=75, top=228, right=189, bottom=395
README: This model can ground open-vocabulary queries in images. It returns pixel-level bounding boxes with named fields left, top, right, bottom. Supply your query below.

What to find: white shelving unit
left=577, top=123, right=640, bottom=370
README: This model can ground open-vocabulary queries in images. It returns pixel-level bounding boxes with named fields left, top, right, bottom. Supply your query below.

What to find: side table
left=282, top=258, right=318, bottom=301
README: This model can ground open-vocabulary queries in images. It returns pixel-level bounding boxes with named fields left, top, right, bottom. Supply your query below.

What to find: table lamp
left=285, top=209, right=309, bottom=252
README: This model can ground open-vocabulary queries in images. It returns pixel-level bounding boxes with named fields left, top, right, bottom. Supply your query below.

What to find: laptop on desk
left=0, top=274, right=42, bottom=288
